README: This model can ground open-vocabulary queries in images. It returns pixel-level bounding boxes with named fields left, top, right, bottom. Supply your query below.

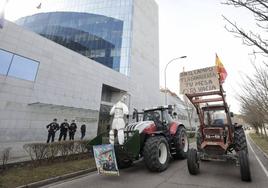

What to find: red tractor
left=186, top=84, right=251, bottom=181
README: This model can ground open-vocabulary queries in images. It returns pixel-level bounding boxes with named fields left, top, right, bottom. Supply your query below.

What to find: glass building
left=16, top=0, right=133, bottom=76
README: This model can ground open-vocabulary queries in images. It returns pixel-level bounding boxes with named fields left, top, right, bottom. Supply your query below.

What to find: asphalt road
left=44, top=138, right=268, bottom=188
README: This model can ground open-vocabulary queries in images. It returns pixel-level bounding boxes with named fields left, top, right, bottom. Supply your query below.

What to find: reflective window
left=8, top=55, right=39, bottom=81
left=16, top=0, right=133, bottom=76
left=0, top=49, right=13, bottom=75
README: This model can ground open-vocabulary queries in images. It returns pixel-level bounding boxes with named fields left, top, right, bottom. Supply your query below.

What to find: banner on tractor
left=179, top=66, right=220, bottom=94
left=93, top=144, right=119, bottom=176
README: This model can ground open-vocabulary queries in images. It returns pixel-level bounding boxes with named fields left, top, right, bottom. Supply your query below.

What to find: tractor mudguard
left=169, top=123, right=185, bottom=135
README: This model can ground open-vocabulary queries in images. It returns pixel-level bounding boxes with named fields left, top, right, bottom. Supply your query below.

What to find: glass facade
left=16, top=0, right=133, bottom=76
left=0, top=49, right=39, bottom=81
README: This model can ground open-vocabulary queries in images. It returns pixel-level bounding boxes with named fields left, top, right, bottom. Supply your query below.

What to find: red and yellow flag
left=215, top=54, right=227, bottom=83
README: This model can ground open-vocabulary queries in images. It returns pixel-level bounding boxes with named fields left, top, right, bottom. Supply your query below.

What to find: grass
left=249, top=133, right=268, bottom=156
left=0, top=158, right=96, bottom=188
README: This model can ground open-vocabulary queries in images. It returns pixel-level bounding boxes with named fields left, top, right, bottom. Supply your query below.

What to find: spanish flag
left=215, top=54, right=227, bottom=83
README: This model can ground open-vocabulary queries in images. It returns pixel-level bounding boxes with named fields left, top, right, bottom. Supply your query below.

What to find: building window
left=0, top=49, right=13, bottom=75
left=0, top=49, right=39, bottom=81
left=8, top=55, right=39, bottom=81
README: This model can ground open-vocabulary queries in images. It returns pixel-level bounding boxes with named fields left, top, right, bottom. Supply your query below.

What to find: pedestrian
left=59, top=119, right=69, bottom=141
left=46, top=118, right=59, bottom=143
left=80, top=124, right=86, bottom=140
left=69, top=119, right=77, bottom=140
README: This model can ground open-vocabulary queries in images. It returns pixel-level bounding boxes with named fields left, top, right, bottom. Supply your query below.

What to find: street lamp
left=164, top=56, right=187, bottom=105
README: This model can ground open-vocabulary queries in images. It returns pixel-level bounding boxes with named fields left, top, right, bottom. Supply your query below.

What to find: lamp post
left=164, top=56, right=187, bottom=105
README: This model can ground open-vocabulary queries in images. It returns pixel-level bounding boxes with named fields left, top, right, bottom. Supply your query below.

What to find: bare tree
left=223, top=0, right=268, bottom=56
left=238, top=63, right=268, bottom=138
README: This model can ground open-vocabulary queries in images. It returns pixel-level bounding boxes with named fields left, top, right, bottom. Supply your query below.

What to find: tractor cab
left=142, top=106, right=174, bottom=131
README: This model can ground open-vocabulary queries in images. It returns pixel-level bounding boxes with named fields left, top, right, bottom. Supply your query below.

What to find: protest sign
left=93, top=144, right=119, bottom=176
left=180, top=66, right=220, bottom=94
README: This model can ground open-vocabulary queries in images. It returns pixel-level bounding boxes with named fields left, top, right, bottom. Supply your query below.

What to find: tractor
left=185, top=84, right=251, bottom=181
left=88, top=105, right=189, bottom=172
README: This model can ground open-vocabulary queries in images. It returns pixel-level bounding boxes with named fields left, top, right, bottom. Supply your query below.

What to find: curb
left=17, top=167, right=97, bottom=188
left=248, top=134, right=268, bottom=159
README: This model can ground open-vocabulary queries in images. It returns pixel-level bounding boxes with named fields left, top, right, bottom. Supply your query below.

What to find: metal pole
left=164, top=56, right=187, bottom=105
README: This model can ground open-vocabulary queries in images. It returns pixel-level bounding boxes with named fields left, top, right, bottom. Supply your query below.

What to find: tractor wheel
left=234, top=127, right=248, bottom=153
left=239, top=150, right=251, bottom=182
left=196, top=129, right=202, bottom=151
left=173, top=126, right=189, bottom=159
left=187, top=148, right=200, bottom=175
left=117, top=158, right=133, bottom=169
left=143, top=136, right=170, bottom=172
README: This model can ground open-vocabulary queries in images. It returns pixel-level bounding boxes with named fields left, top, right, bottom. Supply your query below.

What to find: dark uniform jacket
left=47, top=122, right=59, bottom=133
left=81, top=124, right=86, bottom=133
left=60, top=122, right=69, bottom=133
left=69, top=123, right=77, bottom=133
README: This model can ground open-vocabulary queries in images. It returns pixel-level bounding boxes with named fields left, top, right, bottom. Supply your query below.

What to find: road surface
left=43, top=138, right=268, bottom=188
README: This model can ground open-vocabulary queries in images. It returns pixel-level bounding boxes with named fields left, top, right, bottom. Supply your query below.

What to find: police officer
left=46, top=118, right=59, bottom=143
left=80, top=124, right=86, bottom=140
left=69, top=120, right=77, bottom=140
left=59, top=119, right=69, bottom=141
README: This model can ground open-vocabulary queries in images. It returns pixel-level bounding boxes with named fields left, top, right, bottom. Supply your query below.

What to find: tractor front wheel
left=239, top=150, right=251, bottom=182
left=143, top=136, right=170, bottom=172
left=234, top=126, right=248, bottom=153
left=187, top=148, right=200, bottom=175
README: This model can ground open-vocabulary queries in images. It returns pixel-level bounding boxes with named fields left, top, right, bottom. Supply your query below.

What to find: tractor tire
left=234, top=127, right=248, bottom=153
left=196, top=129, right=202, bottom=151
left=187, top=148, right=200, bottom=175
left=173, top=126, right=189, bottom=159
left=143, top=136, right=170, bottom=172
left=117, top=158, right=133, bottom=169
left=239, top=150, right=251, bottom=182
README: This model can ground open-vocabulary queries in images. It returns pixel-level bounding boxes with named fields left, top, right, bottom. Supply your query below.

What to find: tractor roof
left=143, top=105, right=172, bottom=112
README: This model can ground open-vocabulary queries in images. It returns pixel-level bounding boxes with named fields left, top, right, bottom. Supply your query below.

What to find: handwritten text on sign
left=180, top=66, right=220, bottom=94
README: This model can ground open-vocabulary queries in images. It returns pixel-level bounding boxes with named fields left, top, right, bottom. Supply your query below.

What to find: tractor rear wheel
left=187, top=148, right=200, bottom=175
left=143, top=136, right=170, bottom=172
left=173, top=126, right=189, bottom=159
left=239, top=150, right=251, bottom=182
left=234, top=127, right=248, bottom=153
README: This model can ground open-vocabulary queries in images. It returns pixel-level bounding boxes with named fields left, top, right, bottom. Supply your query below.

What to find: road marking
left=247, top=136, right=268, bottom=178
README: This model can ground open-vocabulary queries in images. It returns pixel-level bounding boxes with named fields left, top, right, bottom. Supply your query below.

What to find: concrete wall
left=129, top=0, right=161, bottom=110
left=0, top=21, right=130, bottom=142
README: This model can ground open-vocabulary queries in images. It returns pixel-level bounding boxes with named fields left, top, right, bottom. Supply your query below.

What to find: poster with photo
left=93, top=144, right=119, bottom=176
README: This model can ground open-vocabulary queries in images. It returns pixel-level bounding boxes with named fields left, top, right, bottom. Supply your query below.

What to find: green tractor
left=88, top=105, right=189, bottom=172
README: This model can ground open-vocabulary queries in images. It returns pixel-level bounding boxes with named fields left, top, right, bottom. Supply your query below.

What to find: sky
left=155, top=0, right=265, bottom=113
left=1, top=0, right=265, bottom=113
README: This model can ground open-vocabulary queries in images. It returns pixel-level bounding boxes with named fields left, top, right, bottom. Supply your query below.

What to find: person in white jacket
left=109, top=95, right=129, bottom=145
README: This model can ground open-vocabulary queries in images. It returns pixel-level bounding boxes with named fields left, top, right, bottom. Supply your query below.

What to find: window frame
left=0, top=48, right=40, bottom=82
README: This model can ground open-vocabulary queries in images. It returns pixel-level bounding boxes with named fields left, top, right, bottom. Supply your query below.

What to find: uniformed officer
left=58, top=119, right=69, bottom=141
left=46, top=118, right=59, bottom=143
left=69, top=120, right=77, bottom=140
left=80, top=124, right=86, bottom=140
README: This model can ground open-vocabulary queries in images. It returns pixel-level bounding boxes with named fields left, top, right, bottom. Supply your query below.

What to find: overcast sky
left=155, top=0, right=265, bottom=113
left=2, top=0, right=264, bottom=113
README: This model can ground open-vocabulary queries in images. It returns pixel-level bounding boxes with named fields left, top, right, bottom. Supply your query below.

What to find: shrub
left=187, top=132, right=196, bottom=138
left=0, top=147, right=11, bottom=170
left=23, top=140, right=90, bottom=163
left=46, top=143, right=60, bottom=160
left=23, top=143, right=48, bottom=162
